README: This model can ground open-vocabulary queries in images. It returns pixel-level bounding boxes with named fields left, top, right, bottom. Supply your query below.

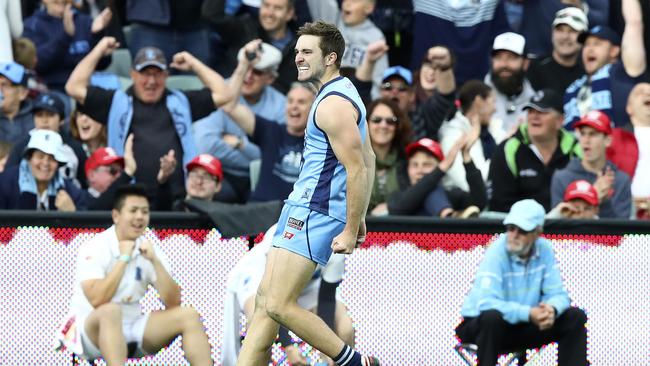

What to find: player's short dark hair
left=113, top=184, right=149, bottom=211
left=458, top=80, right=492, bottom=114
left=297, top=21, right=345, bottom=68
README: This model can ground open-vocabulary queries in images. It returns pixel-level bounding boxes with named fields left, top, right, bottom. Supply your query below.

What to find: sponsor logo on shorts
left=283, top=231, right=294, bottom=240
left=287, top=217, right=304, bottom=231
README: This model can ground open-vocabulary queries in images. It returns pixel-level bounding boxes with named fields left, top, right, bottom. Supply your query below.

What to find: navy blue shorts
left=272, top=204, right=345, bottom=266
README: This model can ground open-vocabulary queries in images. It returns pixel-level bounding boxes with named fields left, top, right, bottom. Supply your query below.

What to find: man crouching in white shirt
left=59, top=184, right=213, bottom=365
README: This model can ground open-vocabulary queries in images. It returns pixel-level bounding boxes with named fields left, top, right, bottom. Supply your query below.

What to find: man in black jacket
left=487, top=89, right=581, bottom=212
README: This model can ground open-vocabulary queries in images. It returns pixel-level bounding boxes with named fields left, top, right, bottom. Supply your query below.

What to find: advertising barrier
left=0, top=215, right=648, bottom=365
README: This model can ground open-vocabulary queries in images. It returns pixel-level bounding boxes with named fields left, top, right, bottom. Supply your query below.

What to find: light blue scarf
left=18, top=159, right=65, bottom=196
left=106, top=89, right=198, bottom=166
left=563, top=63, right=614, bottom=129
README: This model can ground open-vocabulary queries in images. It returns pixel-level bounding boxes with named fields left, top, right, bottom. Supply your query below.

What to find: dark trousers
left=455, top=308, right=588, bottom=366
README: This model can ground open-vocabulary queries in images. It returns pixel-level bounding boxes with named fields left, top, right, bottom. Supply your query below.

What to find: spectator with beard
left=456, top=199, right=588, bottom=366
left=485, top=32, right=537, bottom=135
left=564, top=0, right=647, bottom=128
left=527, top=7, right=588, bottom=96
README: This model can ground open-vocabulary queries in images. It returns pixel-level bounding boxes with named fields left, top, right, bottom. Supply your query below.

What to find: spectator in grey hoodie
left=551, top=110, right=632, bottom=218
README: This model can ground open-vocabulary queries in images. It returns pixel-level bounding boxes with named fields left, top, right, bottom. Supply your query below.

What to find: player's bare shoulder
left=315, top=94, right=359, bottom=132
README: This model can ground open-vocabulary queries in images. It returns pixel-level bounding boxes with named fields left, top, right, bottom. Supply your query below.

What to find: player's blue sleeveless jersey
left=286, top=76, right=367, bottom=222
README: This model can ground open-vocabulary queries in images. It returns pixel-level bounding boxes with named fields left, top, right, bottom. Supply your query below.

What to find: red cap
left=85, top=147, right=124, bottom=176
left=186, top=154, right=223, bottom=181
left=563, top=180, right=599, bottom=206
left=574, top=110, right=612, bottom=135
left=405, top=138, right=444, bottom=161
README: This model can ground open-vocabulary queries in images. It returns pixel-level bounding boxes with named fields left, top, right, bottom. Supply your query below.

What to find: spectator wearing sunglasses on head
left=365, top=98, right=412, bottom=216
left=526, top=7, right=587, bottom=97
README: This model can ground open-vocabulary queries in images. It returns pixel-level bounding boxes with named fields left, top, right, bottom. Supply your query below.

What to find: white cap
left=553, top=7, right=588, bottom=32
left=24, top=130, right=68, bottom=163
left=492, top=32, right=526, bottom=57
left=237, top=42, right=283, bottom=74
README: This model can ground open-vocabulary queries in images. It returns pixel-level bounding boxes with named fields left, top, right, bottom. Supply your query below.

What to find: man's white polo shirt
left=69, top=226, right=173, bottom=322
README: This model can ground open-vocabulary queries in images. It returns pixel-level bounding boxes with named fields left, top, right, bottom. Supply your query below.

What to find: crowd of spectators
left=1, top=0, right=649, bottom=221
left=2, top=2, right=643, bottom=365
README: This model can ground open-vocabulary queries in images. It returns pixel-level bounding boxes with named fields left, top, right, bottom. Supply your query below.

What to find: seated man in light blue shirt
left=456, top=199, right=588, bottom=366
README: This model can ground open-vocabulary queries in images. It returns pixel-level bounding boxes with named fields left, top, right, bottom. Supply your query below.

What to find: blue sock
left=333, top=344, right=362, bottom=366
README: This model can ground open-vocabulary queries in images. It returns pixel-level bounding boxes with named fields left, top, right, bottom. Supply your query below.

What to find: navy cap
left=0, top=62, right=28, bottom=86
left=33, top=93, right=66, bottom=119
left=578, top=26, right=621, bottom=46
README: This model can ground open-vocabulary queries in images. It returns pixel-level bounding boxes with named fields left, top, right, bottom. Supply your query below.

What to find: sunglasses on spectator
left=369, top=115, right=399, bottom=126
left=505, top=224, right=533, bottom=235
left=96, top=166, right=121, bottom=176
left=381, top=82, right=409, bottom=93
